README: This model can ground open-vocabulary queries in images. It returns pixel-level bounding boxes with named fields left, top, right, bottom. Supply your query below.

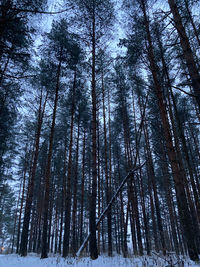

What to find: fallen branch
left=76, top=161, right=146, bottom=257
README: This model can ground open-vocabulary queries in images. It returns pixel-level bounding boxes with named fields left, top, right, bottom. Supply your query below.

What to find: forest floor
left=0, top=253, right=200, bottom=267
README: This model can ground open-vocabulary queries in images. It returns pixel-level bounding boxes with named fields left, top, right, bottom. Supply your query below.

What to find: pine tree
left=69, top=0, right=114, bottom=259
left=40, top=19, right=82, bottom=259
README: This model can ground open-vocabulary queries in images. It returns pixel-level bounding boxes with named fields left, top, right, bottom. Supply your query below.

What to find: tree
left=19, top=82, right=48, bottom=256
left=39, top=19, right=81, bottom=259
left=167, top=0, right=200, bottom=111
left=142, top=0, right=198, bottom=260
left=69, top=0, right=114, bottom=259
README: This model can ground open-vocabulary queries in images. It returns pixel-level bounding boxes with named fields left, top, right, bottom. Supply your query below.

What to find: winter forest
left=0, top=0, right=200, bottom=266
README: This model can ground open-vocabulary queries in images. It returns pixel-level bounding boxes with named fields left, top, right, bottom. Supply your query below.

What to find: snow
left=0, top=254, right=200, bottom=267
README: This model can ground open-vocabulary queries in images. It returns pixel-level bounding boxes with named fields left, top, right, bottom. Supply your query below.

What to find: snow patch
left=0, top=254, right=199, bottom=267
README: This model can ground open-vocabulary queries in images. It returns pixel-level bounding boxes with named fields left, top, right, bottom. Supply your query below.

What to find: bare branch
left=171, top=85, right=196, bottom=97
left=0, top=71, right=35, bottom=79
left=0, top=5, right=73, bottom=15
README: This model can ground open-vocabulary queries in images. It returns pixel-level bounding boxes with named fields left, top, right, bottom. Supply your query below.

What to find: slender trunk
left=41, top=56, right=62, bottom=259
left=148, top=171, right=159, bottom=252
left=47, top=178, right=54, bottom=253
left=16, top=155, right=28, bottom=253
left=168, top=0, right=200, bottom=111
left=143, top=120, right=166, bottom=255
left=167, top=90, right=200, bottom=251
left=130, top=205, right=137, bottom=255
left=113, top=205, right=119, bottom=254
left=108, top=87, right=113, bottom=254
left=170, top=90, right=200, bottom=222
left=11, top=173, right=23, bottom=253
left=58, top=137, right=68, bottom=254
left=97, top=119, right=101, bottom=254
left=156, top=28, right=200, bottom=224
left=100, top=167, right=105, bottom=254
left=36, top=188, right=43, bottom=253
left=102, top=73, right=112, bottom=256
left=138, top=163, right=150, bottom=255
left=89, top=5, right=98, bottom=260
left=160, top=147, right=180, bottom=254
left=141, top=0, right=199, bottom=260
left=80, top=130, right=86, bottom=246
left=20, top=89, right=47, bottom=256
left=72, top=116, right=80, bottom=256
left=183, top=0, right=200, bottom=47
left=63, top=68, right=77, bottom=257
left=129, top=178, right=143, bottom=255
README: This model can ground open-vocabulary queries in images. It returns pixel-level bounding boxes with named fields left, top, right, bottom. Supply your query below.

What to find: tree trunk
left=102, top=73, right=112, bottom=256
left=41, top=56, right=62, bottom=259
left=89, top=5, right=98, bottom=260
left=168, top=0, right=200, bottom=111
left=11, top=171, right=23, bottom=253
left=138, top=161, right=150, bottom=255
left=71, top=116, right=80, bottom=256
left=141, top=0, right=199, bottom=260
left=97, top=118, right=101, bottom=254
left=184, top=0, right=200, bottom=47
left=80, top=130, right=86, bottom=247
left=63, top=68, right=77, bottom=257
left=20, top=89, right=47, bottom=256
left=143, top=120, right=166, bottom=255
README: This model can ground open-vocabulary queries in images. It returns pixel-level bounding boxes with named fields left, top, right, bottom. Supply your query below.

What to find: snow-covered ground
left=0, top=254, right=199, bottom=267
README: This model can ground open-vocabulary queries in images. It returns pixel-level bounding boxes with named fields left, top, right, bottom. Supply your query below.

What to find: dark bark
left=58, top=137, right=68, bottom=254
left=168, top=0, right=200, bottom=111
left=41, top=57, right=62, bottom=259
left=89, top=5, right=98, bottom=260
left=20, top=89, right=47, bottom=256
left=71, top=116, right=80, bottom=256
left=141, top=0, right=199, bottom=260
left=102, top=73, right=112, bottom=256
left=63, top=68, right=77, bottom=257
left=11, top=172, right=23, bottom=253
left=129, top=179, right=143, bottom=255
left=97, top=118, right=101, bottom=253
left=183, top=0, right=200, bottom=47
left=80, top=130, right=86, bottom=247
left=160, top=147, right=180, bottom=254
left=138, top=163, right=150, bottom=255
left=156, top=28, right=200, bottom=225
left=143, top=120, right=166, bottom=255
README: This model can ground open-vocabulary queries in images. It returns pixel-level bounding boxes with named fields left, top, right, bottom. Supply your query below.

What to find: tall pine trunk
left=72, top=116, right=80, bottom=256
left=89, top=5, right=98, bottom=260
left=63, top=68, right=77, bottom=257
left=168, top=0, right=200, bottom=111
left=41, top=56, right=62, bottom=259
left=102, top=73, right=112, bottom=256
left=141, top=0, right=199, bottom=260
left=80, top=130, right=86, bottom=247
left=20, top=89, right=47, bottom=256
